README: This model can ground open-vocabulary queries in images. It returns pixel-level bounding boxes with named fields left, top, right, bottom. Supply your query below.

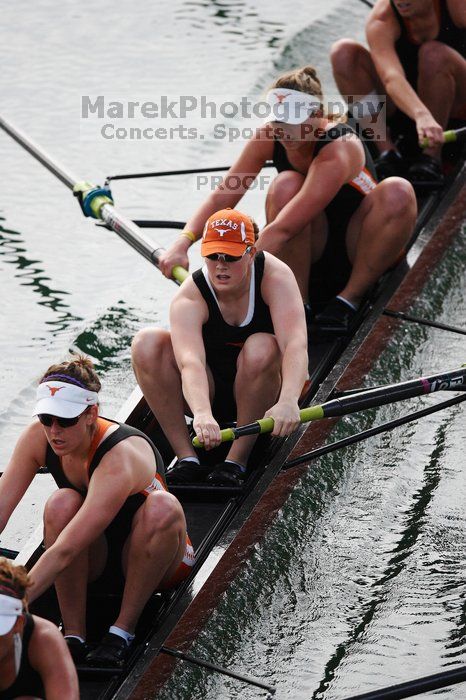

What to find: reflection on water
left=0, top=219, right=82, bottom=332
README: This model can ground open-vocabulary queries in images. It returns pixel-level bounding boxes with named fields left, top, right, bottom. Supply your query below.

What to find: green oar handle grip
left=171, top=265, right=189, bottom=284
left=192, top=405, right=325, bottom=447
left=443, top=129, right=457, bottom=144
left=192, top=427, right=237, bottom=448
left=421, top=127, right=466, bottom=149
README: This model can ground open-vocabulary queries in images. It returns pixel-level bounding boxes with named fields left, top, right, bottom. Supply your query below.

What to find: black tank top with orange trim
left=273, top=122, right=378, bottom=236
left=0, top=615, right=45, bottom=700
left=192, top=252, right=274, bottom=380
left=45, top=420, right=166, bottom=493
left=391, top=0, right=465, bottom=87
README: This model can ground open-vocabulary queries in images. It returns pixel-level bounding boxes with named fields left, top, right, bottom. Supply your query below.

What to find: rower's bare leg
left=44, top=489, right=107, bottom=639
left=339, top=177, right=417, bottom=306
left=417, top=41, right=466, bottom=160
left=265, top=171, right=324, bottom=299
left=331, top=39, right=396, bottom=153
left=113, top=491, right=187, bottom=634
left=132, top=328, right=195, bottom=460
left=225, top=333, right=281, bottom=467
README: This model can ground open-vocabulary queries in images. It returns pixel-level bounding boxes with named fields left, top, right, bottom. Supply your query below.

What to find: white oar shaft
left=0, top=115, right=79, bottom=189
left=0, top=113, right=189, bottom=283
left=100, top=203, right=164, bottom=266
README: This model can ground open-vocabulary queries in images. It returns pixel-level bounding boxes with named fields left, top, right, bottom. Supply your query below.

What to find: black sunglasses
left=38, top=409, right=88, bottom=428
left=205, top=247, right=252, bottom=263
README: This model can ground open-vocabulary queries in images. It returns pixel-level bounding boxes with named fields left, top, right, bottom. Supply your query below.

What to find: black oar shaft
left=161, top=647, right=276, bottom=695
left=344, top=665, right=466, bottom=700
left=320, top=368, right=466, bottom=419
left=213, top=367, right=466, bottom=444
left=383, top=309, right=466, bottom=336
left=106, top=161, right=275, bottom=182
left=0, top=547, right=19, bottom=560
left=283, top=394, right=466, bottom=470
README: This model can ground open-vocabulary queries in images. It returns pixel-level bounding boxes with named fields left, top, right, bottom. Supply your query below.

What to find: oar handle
left=192, top=366, right=466, bottom=447
left=172, top=265, right=189, bottom=284
left=421, top=126, right=466, bottom=149
left=192, top=406, right=324, bottom=447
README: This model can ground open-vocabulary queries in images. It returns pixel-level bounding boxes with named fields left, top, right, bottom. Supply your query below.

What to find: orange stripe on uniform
left=349, top=167, right=377, bottom=196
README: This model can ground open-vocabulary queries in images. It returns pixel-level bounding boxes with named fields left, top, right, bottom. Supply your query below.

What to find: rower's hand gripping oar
left=0, top=115, right=188, bottom=284
left=421, top=126, right=466, bottom=149
left=193, top=366, right=466, bottom=446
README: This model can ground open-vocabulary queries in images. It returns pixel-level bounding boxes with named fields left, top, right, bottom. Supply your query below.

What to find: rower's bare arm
left=30, top=617, right=79, bottom=699
left=256, top=138, right=363, bottom=255
left=159, top=132, right=272, bottom=278
left=448, top=0, right=466, bottom=27
left=27, top=455, right=134, bottom=601
left=261, top=255, right=308, bottom=436
left=0, top=422, right=45, bottom=534
left=170, top=285, right=220, bottom=448
left=367, top=5, right=443, bottom=142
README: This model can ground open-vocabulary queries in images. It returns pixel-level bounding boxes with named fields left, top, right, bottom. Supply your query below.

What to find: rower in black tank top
left=0, top=615, right=45, bottom=700
left=391, top=0, right=465, bottom=88
left=273, top=123, right=378, bottom=308
left=192, top=251, right=274, bottom=421
left=387, top=0, right=465, bottom=152
left=45, top=421, right=166, bottom=589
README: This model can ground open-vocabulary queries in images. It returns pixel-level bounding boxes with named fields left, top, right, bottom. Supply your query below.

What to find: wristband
left=180, top=230, right=196, bottom=243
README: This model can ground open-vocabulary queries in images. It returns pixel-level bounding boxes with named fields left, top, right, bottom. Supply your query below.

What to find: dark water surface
left=0, top=1, right=465, bottom=697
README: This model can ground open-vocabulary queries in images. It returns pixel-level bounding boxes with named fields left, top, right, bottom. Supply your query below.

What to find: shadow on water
left=312, top=415, right=453, bottom=699
left=0, top=219, right=82, bottom=332
left=72, top=300, right=144, bottom=373
left=174, top=0, right=285, bottom=49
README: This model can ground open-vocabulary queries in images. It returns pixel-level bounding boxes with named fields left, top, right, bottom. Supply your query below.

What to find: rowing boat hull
left=4, top=155, right=463, bottom=699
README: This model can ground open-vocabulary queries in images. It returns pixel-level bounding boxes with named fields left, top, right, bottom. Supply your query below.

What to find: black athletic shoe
left=166, top=459, right=212, bottom=486
left=85, top=632, right=131, bottom=668
left=314, top=297, right=357, bottom=335
left=65, top=637, right=89, bottom=664
left=407, top=154, right=444, bottom=187
left=207, top=462, right=246, bottom=487
left=374, top=149, right=404, bottom=180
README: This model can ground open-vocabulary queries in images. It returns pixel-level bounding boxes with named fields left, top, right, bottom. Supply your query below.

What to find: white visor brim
left=33, top=381, right=98, bottom=418
left=264, top=88, right=321, bottom=125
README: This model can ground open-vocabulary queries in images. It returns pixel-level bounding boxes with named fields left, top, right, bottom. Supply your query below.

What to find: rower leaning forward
left=158, top=65, right=417, bottom=334
left=331, top=0, right=466, bottom=183
left=132, top=209, right=309, bottom=487
left=0, top=355, right=195, bottom=668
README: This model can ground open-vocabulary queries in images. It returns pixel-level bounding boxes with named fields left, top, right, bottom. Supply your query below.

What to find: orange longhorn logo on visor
left=274, top=92, right=291, bottom=104
left=46, top=385, right=64, bottom=397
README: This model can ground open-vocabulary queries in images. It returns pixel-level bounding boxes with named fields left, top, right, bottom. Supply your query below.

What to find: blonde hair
left=271, top=65, right=323, bottom=103
left=0, top=558, right=31, bottom=612
left=39, top=353, right=101, bottom=392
